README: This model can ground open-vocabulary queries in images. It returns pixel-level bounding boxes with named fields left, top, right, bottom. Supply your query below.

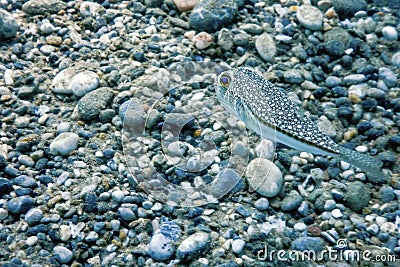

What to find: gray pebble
left=232, top=141, right=249, bottom=157
left=111, top=190, right=125, bottom=203
left=296, top=5, right=323, bottom=31
left=79, top=1, right=104, bottom=17
left=345, top=181, right=370, bottom=212
left=49, top=132, right=79, bottom=156
left=110, top=219, right=120, bottom=231
left=321, top=211, right=332, bottom=220
left=255, top=33, right=276, bottom=62
left=324, top=199, right=336, bottom=211
left=255, top=139, right=275, bottom=159
left=367, top=88, right=386, bottom=98
left=239, top=23, right=263, bottom=34
left=18, top=155, right=35, bottom=167
left=218, top=28, right=234, bottom=51
left=118, top=207, right=136, bottom=221
left=284, top=69, right=304, bottom=84
left=15, top=117, right=30, bottom=128
left=281, top=191, right=303, bottom=211
left=392, top=51, right=400, bottom=68
left=246, top=158, right=282, bottom=198
left=231, top=239, right=245, bottom=254
left=25, top=208, right=43, bottom=225
left=57, top=122, right=71, bottom=134
left=22, top=0, right=67, bottom=15
left=343, top=74, right=366, bottom=85
left=77, top=87, right=114, bottom=121
left=254, top=198, right=269, bottom=211
left=70, top=71, right=100, bottom=97
left=332, top=0, right=367, bottom=20
left=0, top=9, right=20, bottom=40
left=189, top=0, right=237, bottom=32
left=177, top=232, right=210, bottom=259
left=379, top=67, right=398, bottom=87
left=379, top=185, right=395, bottom=202
left=56, top=172, right=69, bottom=185
left=17, top=86, right=36, bottom=98
left=291, top=237, right=325, bottom=252
left=53, top=246, right=73, bottom=264
left=85, top=231, right=99, bottom=242
left=325, top=76, right=342, bottom=87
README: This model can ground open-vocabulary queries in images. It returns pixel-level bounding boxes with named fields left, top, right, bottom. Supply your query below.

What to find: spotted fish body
left=216, top=67, right=385, bottom=178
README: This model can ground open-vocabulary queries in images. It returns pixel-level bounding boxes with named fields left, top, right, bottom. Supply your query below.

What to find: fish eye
left=219, top=74, right=230, bottom=87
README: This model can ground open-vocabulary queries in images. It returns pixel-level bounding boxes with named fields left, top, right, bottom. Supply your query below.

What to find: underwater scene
left=0, top=0, right=399, bottom=266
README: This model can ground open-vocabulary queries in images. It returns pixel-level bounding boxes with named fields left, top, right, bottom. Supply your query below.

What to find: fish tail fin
left=337, top=146, right=386, bottom=181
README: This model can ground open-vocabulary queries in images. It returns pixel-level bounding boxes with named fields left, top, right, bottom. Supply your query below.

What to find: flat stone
left=53, top=246, right=73, bottom=264
left=22, top=0, right=67, bottom=15
left=148, top=233, right=175, bottom=261
left=70, top=71, right=100, bottom=97
left=77, top=87, right=114, bottom=121
left=255, top=33, right=276, bottom=62
left=296, top=5, right=323, bottom=31
left=177, top=232, right=210, bottom=259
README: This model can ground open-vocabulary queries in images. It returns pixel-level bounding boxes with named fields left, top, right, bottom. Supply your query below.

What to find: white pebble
left=355, top=145, right=368, bottom=153
left=26, top=236, right=38, bottom=246
left=231, top=239, right=245, bottom=254
left=331, top=208, right=343, bottom=218
left=71, top=71, right=100, bottom=97
left=191, top=92, right=205, bottom=101
left=49, top=132, right=79, bottom=156
left=382, top=26, right=398, bottom=41
left=340, top=161, right=351, bottom=170
left=296, top=4, right=323, bottom=30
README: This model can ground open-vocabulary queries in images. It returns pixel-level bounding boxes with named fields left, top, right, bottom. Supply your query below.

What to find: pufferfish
left=216, top=67, right=385, bottom=179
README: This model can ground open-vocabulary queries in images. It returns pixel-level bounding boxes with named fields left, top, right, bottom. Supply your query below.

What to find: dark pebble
left=324, top=40, right=345, bottom=57
left=236, top=206, right=251, bottom=217
left=337, top=106, right=353, bottom=120
left=378, top=151, right=397, bottom=165
left=333, top=0, right=367, bottom=20
left=388, top=135, right=400, bottom=147
left=103, top=149, right=115, bottom=159
left=361, top=98, right=378, bottom=112
left=84, top=193, right=98, bottom=213
left=15, top=188, right=33, bottom=196
left=13, top=175, right=38, bottom=188
left=188, top=207, right=204, bottom=218
left=281, top=191, right=303, bottom=211
left=0, top=178, right=12, bottom=197
left=312, top=87, right=328, bottom=99
left=35, top=158, right=48, bottom=170
left=7, top=196, right=34, bottom=214
left=345, top=181, right=370, bottom=212
left=331, top=86, right=348, bottom=97
left=37, top=175, right=53, bottom=185
left=365, top=128, right=385, bottom=140
left=357, top=121, right=372, bottom=134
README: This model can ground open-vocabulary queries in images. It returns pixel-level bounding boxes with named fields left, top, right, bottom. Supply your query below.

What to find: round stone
left=331, top=208, right=343, bottom=218
left=173, top=0, right=200, bottom=11
left=392, top=51, right=400, bottom=68
left=254, top=198, right=269, bottom=211
left=255, top=139, right=275, bottom=159
left=148, top=233, right=175, bottom=261
left=25, top=208, right=43, bottom=225
left=246, top=158, right=283, bottom=197
left=231, top=239, right=245, bottom=254
left=296, top=5, right=323, bottom=31
left=49, top=132, right=79, bottom=156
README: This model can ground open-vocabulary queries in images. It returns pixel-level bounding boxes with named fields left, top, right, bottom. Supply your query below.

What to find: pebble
left=255, top=139, right=275, bottom=159
left=53, top=246, right=73, bottom=264
left=349, top=84, right=368, bottom=98
left=239, top=23, right=263, bottom=34
left=296, top=5, right=323, bottom=31
left=246, top=158, right=283, bottom=198
left=14, top=175, right=38, bottom=188
left=77, top=87, right=114, bottom=121
left=291, top=237, right=325, bottom=252
left=25, top=208, right=43, bottom=225
left=49, top=132, right=79, bottom=156
left=325, top=76, right=342, bottom=88
left=213, top=168, right=242, bottom=196
left=331, top=208, right=343, bottom=218
left=192, top=32, right=213, bottom=50
left=0, top=178, right=12, bottom=197
left=59, top=225, right=71, bottom=241
left=7, top=196, right=34, bottom=214
left=392, top=51, right=400, bottom=68
left=345, top=181, right=370, bottom=212
left=255, top=33, right=276, bottom=62
left=26, top=236, right=38, bottom=246
left=148, top=233, right=175, bottom=261
left=379, top=67, right=398, bottom=87
left=381, top=26, right=398, bottom=41
left=218, top=28, right=234, bottom=51
left=294, top=222, right=307, bottom=231
left=281, top=191, right=303, bottom=211
left=177, top=232, right=210, bottom=259
left=367, top=224, right=379, bottom=235
left=189, top=0, right=237, bottom=32
left=79, top=1, right=104, bottom=17
left=379, top=185, right=395, bottom=202
left=0, top=9, right=20, bottom=40
left=70, top=71, right=100, bottom=97
left=324, top=199, right=336, bottom=211
left=332, top=0, right=367, bottom=20
left=173, top=0, right=200, bottom=12
left=231, top=239, right=245, bottom=254
left=118, top=207, right=136, bottom=221
left=254, top=198, right=269, bottom=211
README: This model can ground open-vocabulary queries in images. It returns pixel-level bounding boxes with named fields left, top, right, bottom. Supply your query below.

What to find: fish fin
left=337, top=146, right=386, bottom=181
